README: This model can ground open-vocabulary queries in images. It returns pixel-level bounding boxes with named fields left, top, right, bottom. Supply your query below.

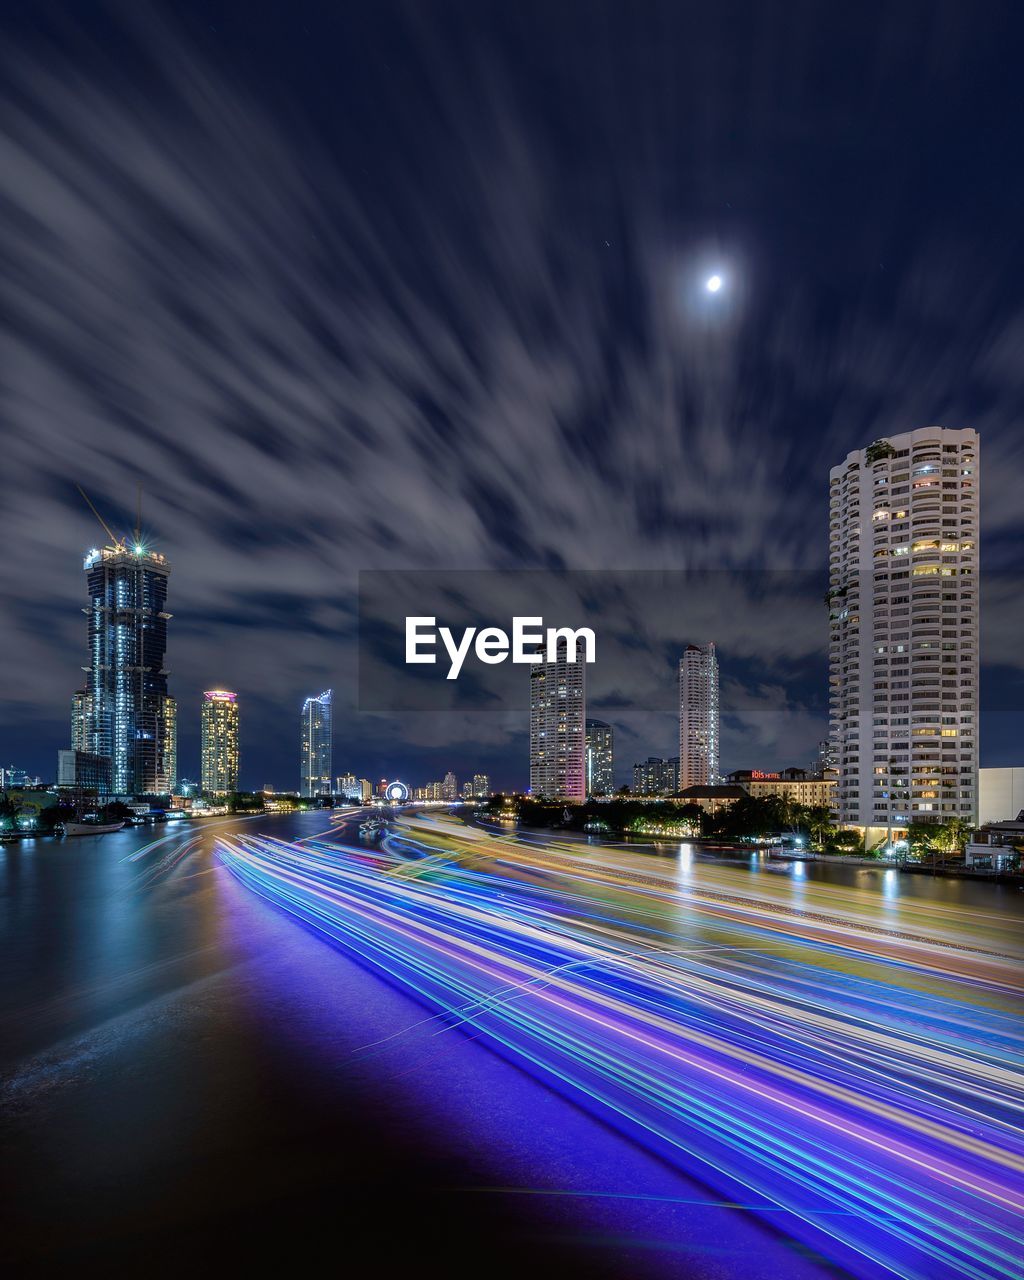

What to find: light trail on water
left=217, top=819, right=1024, bottom=1280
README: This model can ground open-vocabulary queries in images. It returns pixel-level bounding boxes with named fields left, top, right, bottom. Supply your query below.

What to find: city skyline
left=0, top=452, right=1007, bottom=798
left=0, top=430, right=1007, bottom=804
left=1, top=437, right=1018, bottom=794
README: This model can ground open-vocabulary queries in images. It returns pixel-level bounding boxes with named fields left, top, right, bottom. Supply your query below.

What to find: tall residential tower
left=529, top=641, right=586, bottom=801
left=71, top=688, right=92, bottom=752
left=300, top=690, right=333, bottom=797
left=828, top=428, right=979, bottom=837
left=585, top=719, right=614, bottom=795
left=201, top=690, right=239, bottom=795
left=679, top=643, right=719, bottom=788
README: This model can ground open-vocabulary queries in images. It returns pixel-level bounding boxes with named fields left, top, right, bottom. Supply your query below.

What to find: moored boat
left=56, top=820, right=125, bottom=837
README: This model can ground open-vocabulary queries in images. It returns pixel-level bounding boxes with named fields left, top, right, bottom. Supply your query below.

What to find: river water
left=2, top=810, right=1020, bottom=1276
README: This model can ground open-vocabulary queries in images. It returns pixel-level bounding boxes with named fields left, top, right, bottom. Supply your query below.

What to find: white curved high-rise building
left=679, top=643, right=719, bottom=789
left=828, top=427, right=979, bottom=838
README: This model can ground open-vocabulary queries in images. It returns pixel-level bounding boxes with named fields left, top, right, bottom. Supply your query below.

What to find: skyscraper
left=813, top=738, right=837, bottom=781
left=472, top=773, right=490, bottom=798
left=828, top=428, right=979, bottom=836
left=529, top=641, right=586, bottom=801
left=82, top=541, right=175, bottom=794
left=201, top=690, right=239, bottom=796
left=442, top=770, right=459, bottom=801
left=300, top=690, right=333, bottom=797
left=585, top=719, right=614, bottom=795
left=161, top=695, right=177, bottom=795
left=70, top=688, right=92, bottom=752
left=679, top=643, right=719, bottom=788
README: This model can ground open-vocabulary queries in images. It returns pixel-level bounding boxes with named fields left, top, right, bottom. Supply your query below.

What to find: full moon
left=705, top=274, right=723, bottom=293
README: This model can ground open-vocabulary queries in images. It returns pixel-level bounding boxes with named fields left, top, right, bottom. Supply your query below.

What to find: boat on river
left=56, top=820, right=125, bottom=837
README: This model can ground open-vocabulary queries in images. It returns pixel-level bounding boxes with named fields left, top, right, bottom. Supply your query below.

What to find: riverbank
left=764, top=848, right=1022, bottom=884
left=489, top=820, right=1022, bottom=885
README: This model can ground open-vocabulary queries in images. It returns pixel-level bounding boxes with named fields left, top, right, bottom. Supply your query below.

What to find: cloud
left=0, top=3, right=1021, bottom=786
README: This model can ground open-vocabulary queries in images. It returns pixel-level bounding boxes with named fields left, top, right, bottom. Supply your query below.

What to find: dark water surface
left=4, top=811, right=1016, bottom=1276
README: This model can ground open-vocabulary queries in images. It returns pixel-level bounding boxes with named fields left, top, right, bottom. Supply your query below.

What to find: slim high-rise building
left=201, top=690, right=239, bottom=796
left=679, top=643, right=719, bottom=788
left=585, top=719, right=614, bottom=795
left=529, top=641, right=586, bottom=801
left=813, top=738, right=837, bottom=781
left=828, top=428, right=979, bottom=836
left=300, top=690, right=333, bottom=797
left=161, top=695, right=177, bottom=795
left=71, top=688, right=92, bottom=752
left=82, top=541, right=174, bottom=795
left=442, top=770, right=459, bottom=801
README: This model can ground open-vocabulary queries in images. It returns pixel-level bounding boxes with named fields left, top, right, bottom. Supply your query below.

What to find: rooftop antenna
left=76, top=484, right=123, bottom=550
left=135, top=484, right=142, bottom=547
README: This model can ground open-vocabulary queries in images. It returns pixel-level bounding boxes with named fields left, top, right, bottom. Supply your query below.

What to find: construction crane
left=76, top=484, right=125, bottom=552
left=77, top=483, right=148, bottom=552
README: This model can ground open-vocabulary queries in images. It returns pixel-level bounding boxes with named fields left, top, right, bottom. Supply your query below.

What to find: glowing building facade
left=300, top=689, right=332, bottom=797
left=71, top=688, right=92, bottom=752
left=632, top=755, right=679, bottom=796
left=529, top=640, right=586, bottom=801
left=82, top=544, right=175, bottom=795
left=201, top=690, right=239, bottom=796
left=828, top=428, right=979, bottom=835
left=161, top=694, right=178, bottom=794
left=679, top=643, right=719, bottom=789
left=585, top=719, right=614, bottom=795
left=336, top=773, right=360, bottom=801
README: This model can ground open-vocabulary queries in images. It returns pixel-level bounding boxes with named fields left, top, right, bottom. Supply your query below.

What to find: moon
left=705, top=274, right=723, bottom=293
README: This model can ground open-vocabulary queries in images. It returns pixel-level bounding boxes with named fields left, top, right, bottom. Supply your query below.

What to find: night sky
left=1, top=0, right=1022, bottom=792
